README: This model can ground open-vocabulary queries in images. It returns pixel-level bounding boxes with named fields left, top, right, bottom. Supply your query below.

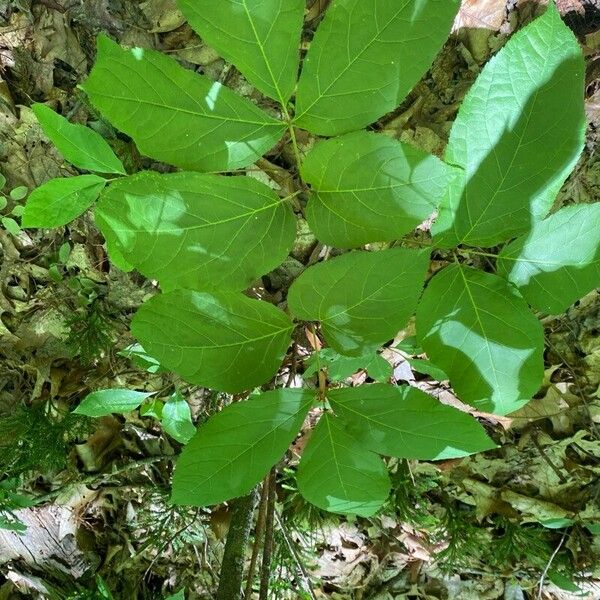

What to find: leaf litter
left=0, top=0, right=598, bottom=598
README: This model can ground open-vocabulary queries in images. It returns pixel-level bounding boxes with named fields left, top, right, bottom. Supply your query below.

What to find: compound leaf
left=81, top=35, right=285, bottom=172
left=497, top=204, right=600, bottom=314
left=416, top=265, right=544, bottom=415
left=177, top=0, right=303, bottom=104
left=172, top=389, right=312, bottom=506
left=95, top=171, right=295, bottom=291
left=434, top=3, right=585, bottom=247
left=303, top=131, right=453, bottom=247
left=297, top=413, right=390, bottom=516
left=22, top=175, right=106, bottom=228
left=131, top=290, right=293, bottom=393
left=294, top=0, right=459, bottom=135
left=329, top=384, right=496, bottom=460
left=288, top=248, right=429, bottom=356
left=32, top=104, right=125, bottom=175
left=73, top=389, right=154, bottom=417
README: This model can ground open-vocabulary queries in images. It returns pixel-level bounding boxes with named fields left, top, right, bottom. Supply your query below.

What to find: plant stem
left=216, top=488, right=258, bottom=600
left=536, top=531, right=567, bottom=599
left=243, top=479, right=270, bottom=598
left=258, top=468, right=277, bottom=600
left=286, top=121, right=303, bottom=170
left=279, top=100, right=303, bottom=174
left=274, top=510, right=317, bottom=600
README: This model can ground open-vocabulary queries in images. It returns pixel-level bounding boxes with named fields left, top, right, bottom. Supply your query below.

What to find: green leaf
left=304, top=349, right=391, bottom=382
left=547, top=571, right=581, bottom=593
left=288, top=248, right=429, bottom=356
left=22, top=175, right=106, bottom=228
left=81, top=35, right=285, bottom=172
left=73, top=388, right=154, bottom=416
left=140, top=398, right=164, bottom=419
left=538, top=517, right=574, bottom=529
left=0, top=516, right=27, bottom=533
left=58, top=242, right=71, bottom=263
left=164, top=591, right=185, bottom=600
left=96, top=171, right=295, bottom=292
left=416, top=265, right=544, bottom=415
left=177, top=0, right=303, bottom=104
left=407, top=358, right=448, bottom=381
left=171, top=389, right=312, bottom=506
left=162, top=392, right=196, bottom=444
left=302, top=131, right=452, bottom=247
left=32, top=103, right=125, bottom=175
left=497, top=204, right=600, bottom=314
left=586, top=523, right=600, bottom=535
left=395, top=336, right=422, bottom=355
left=118, top=343, right=164, bottom=373
left=364, top=355, right=393, bottom=383
left=10, top=186, right=28, bottom=201
left=2, top=217, right=20, bottom=235
left=296, top=413, right=390, bottom=516
left=131, top=290, right=293, bottom=393
left=294, top=0, right=459, bottom=135
left=433, top=4, right=585, bottom=247
left=329, top=384, right=496, bottom=460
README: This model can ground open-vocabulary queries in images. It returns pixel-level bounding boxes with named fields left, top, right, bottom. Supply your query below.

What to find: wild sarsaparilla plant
left=23, top=0, right=598, bottom=518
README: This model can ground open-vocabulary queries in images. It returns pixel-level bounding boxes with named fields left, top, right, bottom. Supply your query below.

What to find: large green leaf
left=433, top=3, right=585, bottom=247
left=416, top=265, right=544, bottom=415
left=172, top=389, right=312, bottom=506
left=95, top=171, right=295, bottom=291
left=22, top=175, right=106, bottom=228
left=131, top=290, right=293, bottom=393
left=294, top=0, right=459, bottom=135
left=288, top=248, right=429, bottom=356
left=33, top=104, right=125, bottom=175
left=329, top=384, right=496, bottom=460
left=302, top=131, right=453, bottom=247
left=73, top=389, right=154, bottom=417
left=177, top=0, right=303, bottom=104
left=296, top=413, right=390, bottom=516
left=497, top=204, right=600, bottom=314
left=81, top=35, right=285, bottom=172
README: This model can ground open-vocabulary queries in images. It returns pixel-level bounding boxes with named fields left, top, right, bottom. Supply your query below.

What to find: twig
left=274, top=510, right=318, bottom=600
left=36, top=455, right=174, bottom=503
left=258, top=468, right=277, bottom=600
left=543, top=333, right=600, bottom=440
left=531, top=429, right=568, bottom=484
left=537, top=530, right=567, bottom=599
left=243, top=479, right=269, bottom=598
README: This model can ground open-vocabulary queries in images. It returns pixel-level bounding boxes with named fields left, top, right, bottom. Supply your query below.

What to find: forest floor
left=0, top=0, right=599, bottom=598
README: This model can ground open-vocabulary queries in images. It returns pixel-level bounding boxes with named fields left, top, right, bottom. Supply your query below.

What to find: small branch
left=537, top=531, right=567, bottom=600
left=258, top=468, right=277, bottom=600
left=243, top=480, right=269, bottom=599
left=274, top=510, right=317, bottom=600
left=36, top=455, right=174, bottom=503
left=531, top=430, right=568, bottom=484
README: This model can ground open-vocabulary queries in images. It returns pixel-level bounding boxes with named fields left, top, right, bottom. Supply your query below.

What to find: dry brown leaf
left=454, top=0, right=507, bottom=31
